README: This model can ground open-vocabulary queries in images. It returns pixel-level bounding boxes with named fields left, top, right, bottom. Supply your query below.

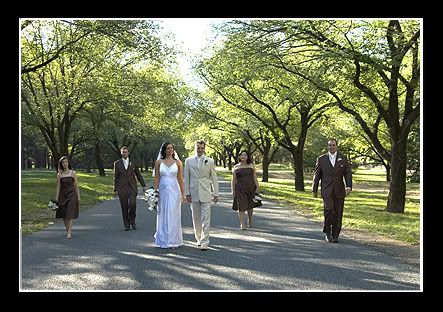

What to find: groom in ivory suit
left=184, top=140, right=219, bottom=251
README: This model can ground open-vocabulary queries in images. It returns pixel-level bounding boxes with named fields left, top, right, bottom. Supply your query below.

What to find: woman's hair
left=58, top=156, right=73, bottom=172
left=238, top=150, right=252, bottom=164
left=160, top=142, right=176, bottom=159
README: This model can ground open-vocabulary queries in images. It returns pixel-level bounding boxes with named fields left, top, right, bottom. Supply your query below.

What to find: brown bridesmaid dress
left=232, top=167, right=256, bottom=211
left=56, top=172, right=79, bottom=219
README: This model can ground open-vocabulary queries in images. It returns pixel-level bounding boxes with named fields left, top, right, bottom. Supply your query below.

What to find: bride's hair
left=160, top=142, right=176, bottom=159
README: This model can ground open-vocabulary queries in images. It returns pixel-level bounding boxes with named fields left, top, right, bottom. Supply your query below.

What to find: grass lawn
left=20, top=169, right=153, bottom=235
left=217, top=164, right=420, bottom=245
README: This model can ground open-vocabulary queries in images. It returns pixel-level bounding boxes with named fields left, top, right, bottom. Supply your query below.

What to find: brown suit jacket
left=312, top=153, right=352, bottom=198
left=113, top=159, right=146, bottom=195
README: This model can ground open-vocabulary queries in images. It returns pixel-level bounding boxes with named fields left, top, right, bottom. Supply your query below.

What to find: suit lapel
left=333, top=153, right=341, bottom=168
left=198, top=156, right=206, bottom=176
left=193, top=157, right=199, bottom=176
left=324, top=154, right=334, bottom=170
left=126, top=159, right=130, bottom=171
left=198, top=156, right=203, bottom=175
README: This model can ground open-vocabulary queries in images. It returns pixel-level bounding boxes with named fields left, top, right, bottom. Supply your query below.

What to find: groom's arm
left=210, top=160, right=219, bottom=197
left=134, top=166, right=146, bottom=189
left=113, top=161, right=119, bottom=193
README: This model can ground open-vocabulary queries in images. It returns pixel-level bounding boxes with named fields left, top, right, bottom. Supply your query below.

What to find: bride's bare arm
left=154, top=160, right=161, bottom=190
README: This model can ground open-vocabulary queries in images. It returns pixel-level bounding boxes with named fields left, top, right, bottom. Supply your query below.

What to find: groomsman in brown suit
left=114, top=146, right=146, bottom=231
left=312, top=138, right=352, bottom=243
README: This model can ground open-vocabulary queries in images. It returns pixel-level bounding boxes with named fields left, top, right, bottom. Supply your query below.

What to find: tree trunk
left=94, top=141, right=106, bottom=176
left=262, top=159, right=270, bottom=182
left=226, top=146, right=235, bottom=171
left=85, top=155, right=93, bottom=173
left=385, top=163, right=391, bottom=182
left=50, top=151, right=58, bottom=171
left=386, top=140, right=407, bottom=213
left=228, top=156, right=233, bottom=171
left=260, top=147, right=269, bottom=182
left=294, top=147, right=305, bottom=191
left=38, top=150, right=47, bottom=168
left=22, top=148, right=27, bottom=169
left=287, top=146, right=305, bottom=192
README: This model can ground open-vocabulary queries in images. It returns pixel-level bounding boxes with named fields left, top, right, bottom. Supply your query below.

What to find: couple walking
left=151, top=140, right=219, bottom=250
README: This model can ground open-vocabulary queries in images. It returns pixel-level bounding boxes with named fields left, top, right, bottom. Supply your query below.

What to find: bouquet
left=48, top=200, right=59, bottom=211
left=143, top=187, right=159, bottom=212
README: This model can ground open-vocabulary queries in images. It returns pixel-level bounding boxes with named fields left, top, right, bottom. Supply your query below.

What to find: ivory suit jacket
left=312, top=153, right=352, bottom=198
left=184, top=155, right=219, bottom=202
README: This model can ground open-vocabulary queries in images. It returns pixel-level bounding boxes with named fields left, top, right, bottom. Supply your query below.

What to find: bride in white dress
left=153, top=142, right=186, bottom=248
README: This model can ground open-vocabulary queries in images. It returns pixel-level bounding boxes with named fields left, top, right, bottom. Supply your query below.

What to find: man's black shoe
left=124, top=227, right=130, bottom=231
left=325, top=234, right=333, bottom=242
left=131, top=224, right=137, bottom=230
left=332, top=237, right=339, bottom=243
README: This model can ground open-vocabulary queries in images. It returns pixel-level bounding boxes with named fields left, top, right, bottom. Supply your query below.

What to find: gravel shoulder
left=339, top=227, right=420, bottom=268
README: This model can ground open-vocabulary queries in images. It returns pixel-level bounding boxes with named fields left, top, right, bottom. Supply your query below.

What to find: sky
left=157, top=18, right=226, bottom=90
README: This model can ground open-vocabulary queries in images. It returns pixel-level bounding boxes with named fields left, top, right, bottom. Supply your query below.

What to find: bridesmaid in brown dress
left=231, top=151, right=259, bottom=230
left=55, top=156, right=80, bottom=239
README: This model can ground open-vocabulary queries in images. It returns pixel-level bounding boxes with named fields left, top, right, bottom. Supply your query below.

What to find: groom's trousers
left=190, top=201, right=211, bottom=246
left=118, top=188, right=137, bottom=229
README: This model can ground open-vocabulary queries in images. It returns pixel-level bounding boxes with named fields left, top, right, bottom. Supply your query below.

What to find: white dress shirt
left=328, top=152, right=336, bottom=167
left=196, top=155, right=203, bottom=170
left=123, top=158, right=129, bottom=170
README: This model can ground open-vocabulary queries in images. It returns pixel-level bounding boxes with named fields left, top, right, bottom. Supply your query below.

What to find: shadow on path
left=21, top=178, right=420, bottom=290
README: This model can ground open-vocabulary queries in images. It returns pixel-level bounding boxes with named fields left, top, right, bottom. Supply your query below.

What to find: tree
left=197, top=22, right=335, bottom=191
left=293, top=20, right=420, bottom=213
left=238, top=20, right=420, bottom=212
left=21, top=20, right=170, bottom=170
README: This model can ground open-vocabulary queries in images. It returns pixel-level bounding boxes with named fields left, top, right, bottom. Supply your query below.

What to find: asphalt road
left=20, top=178, right=420, bottom=291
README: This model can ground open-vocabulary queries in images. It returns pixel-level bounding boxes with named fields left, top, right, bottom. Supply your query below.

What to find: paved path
left=20, top=178, right=420, bottom=291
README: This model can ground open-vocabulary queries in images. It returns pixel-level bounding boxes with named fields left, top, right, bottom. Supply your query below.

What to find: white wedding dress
left=154, top=161, right=183, bottom=248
